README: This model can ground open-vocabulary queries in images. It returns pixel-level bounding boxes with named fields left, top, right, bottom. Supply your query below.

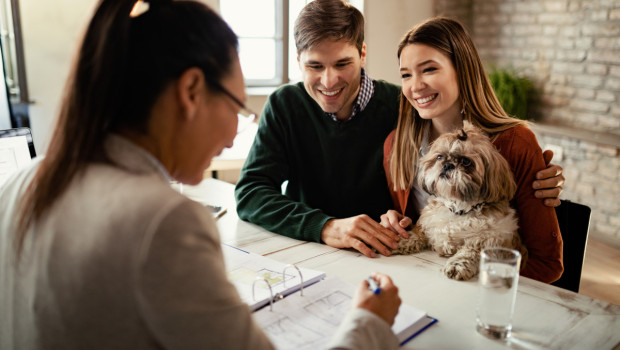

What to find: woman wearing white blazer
left=0, top=1, right=402, bottom=349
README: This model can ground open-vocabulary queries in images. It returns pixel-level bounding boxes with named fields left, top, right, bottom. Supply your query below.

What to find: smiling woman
left=398, top=43, right=460, bottom=131
left=382, top=17, right=563, bottom=284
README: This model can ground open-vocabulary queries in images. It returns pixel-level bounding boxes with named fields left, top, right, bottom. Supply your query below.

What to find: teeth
left=417, top=94, right=437, bottom=104
left=321, top=89, right=341, bottom=96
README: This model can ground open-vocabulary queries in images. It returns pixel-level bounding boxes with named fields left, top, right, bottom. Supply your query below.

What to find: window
left=220, top=0, right=364, bottom=87
left=0, top=0, right=29, bottom=127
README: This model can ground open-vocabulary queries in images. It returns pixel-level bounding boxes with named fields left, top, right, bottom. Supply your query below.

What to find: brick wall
left=434, top=0, right=620, bottom=246
left=533, top=129, right=620, bottom=242
left=433, top=0, right=473, bottom=30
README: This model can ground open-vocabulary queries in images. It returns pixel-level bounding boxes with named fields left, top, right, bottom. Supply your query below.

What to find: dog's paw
left=433, top=242, right=458, bottom=257
left=392, top=229, right=427, bottom=255
left=442, top=257, right=478, bottom=281
left=392, top=237, right=426, bottom=255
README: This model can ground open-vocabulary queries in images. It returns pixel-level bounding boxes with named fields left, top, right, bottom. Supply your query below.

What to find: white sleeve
left=134, top=200, right=275, bottom=350
left=327, top=308, right=399, bottom=350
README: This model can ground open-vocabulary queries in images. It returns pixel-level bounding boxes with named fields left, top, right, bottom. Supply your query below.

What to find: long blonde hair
left=389, top=17, right=528, bottom=191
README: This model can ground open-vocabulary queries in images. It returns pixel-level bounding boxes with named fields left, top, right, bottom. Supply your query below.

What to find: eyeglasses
left=211, top=82, right=257, bottom=134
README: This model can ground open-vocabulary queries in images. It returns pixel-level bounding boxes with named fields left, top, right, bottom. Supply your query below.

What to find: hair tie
left=129, top=0, right=150, bottom=18
left=130, top=0, right=172, bottom=18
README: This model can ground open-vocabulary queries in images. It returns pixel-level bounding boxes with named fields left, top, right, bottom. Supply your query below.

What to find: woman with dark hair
left=0, top=1, right=402, bottom=349
left=381, top=17, right=563, bottom=283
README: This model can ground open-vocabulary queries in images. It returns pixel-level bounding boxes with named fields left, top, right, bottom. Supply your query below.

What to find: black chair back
left=551, top=200, right=592, bottom=293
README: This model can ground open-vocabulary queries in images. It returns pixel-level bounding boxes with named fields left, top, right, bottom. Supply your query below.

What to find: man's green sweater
left=235, top=80, right=400, bottom=242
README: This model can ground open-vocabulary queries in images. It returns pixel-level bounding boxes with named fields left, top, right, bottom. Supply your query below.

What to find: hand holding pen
left=367, top=276, right=382, bottom=294
left=353, top=272, right=402, bottom=326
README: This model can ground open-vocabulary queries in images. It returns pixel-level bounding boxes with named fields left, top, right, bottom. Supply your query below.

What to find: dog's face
left=418, top=122, right=516, bottom=204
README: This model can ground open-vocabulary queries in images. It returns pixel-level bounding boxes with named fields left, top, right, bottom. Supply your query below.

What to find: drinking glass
left=476, top=247, right=521, bottom=340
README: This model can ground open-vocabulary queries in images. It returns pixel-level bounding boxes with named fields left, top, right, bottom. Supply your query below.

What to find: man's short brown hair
left=294, top=0, right=364, bottom=55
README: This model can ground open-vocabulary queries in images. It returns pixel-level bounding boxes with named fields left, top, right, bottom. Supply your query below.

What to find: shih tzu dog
left=393, top=121, right=527, bottom=281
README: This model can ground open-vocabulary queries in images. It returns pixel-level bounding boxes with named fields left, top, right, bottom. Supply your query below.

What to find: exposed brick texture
left=534, top=132, right=620, bottom=242
left=434, top=0, right=620, bottom=244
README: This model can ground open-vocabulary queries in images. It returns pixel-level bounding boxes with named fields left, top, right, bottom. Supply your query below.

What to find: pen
left=367, top=276, right=381, bottom=295
left=214, top=207, right=227, bottom=219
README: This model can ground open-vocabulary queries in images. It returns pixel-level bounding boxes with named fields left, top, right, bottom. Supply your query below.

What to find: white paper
left=0, top=135, right=31, bottom=187
left=253, top=277, right=432, bottom=350
left=222, top=244, right=326, bottom=311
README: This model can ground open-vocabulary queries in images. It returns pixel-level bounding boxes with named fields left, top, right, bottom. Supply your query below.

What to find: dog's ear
left=480, top=146, right=517, bottom=203
left=420, top=177, right=436, bottom=196
left=417, top=154, right=437, bottom=196
left=417, top=167, right=435, bottom=196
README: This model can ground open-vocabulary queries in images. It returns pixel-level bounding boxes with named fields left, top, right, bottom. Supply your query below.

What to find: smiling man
left=234, top=0, right=563, bottom=258
left=298, top=40, right=365, bottom=121
left=235, top=0, right=401, bottom=257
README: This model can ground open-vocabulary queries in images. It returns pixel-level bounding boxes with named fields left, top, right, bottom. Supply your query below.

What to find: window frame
left=221, top=0, right=363, bottom=88
left=224, top=0, right=288, bottom=87
left=0, top=0, right=28, bottom=104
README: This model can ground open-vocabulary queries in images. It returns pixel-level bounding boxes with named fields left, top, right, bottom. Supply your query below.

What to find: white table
left=182, top=178, right=620, bottom=350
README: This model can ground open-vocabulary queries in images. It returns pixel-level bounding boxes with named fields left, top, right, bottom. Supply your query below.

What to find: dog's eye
left=460, top=157, right=472, bottom=166
left=436, top=155, right=443, bottom=161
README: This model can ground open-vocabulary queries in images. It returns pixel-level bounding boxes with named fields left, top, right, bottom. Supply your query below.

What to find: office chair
left=551, top=200, right=592, bottom=293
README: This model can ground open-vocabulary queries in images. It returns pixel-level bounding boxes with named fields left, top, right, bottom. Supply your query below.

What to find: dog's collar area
left=450, top=202, right=486, bottom=215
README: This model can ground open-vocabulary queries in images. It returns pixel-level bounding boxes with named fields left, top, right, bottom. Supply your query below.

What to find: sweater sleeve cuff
left=304, top=213, right=334, bottom=243
left=327, top=308, right=399, bottom=350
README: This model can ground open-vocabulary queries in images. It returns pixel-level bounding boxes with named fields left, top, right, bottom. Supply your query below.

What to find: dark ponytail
left=16, top=0, right=238, bottom=252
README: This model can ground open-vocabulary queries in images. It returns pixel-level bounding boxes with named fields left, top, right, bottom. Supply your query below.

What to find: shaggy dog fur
left=393, top=122, right=527, bottom=280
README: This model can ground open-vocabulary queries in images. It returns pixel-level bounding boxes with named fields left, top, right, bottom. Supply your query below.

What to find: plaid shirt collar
left=327, top=68, right=375, bottom=122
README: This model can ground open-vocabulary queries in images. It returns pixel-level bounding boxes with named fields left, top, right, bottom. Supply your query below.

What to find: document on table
left=222, top=244, right=326, bottom=311
left=0, top=135, right=31, bottom=187
left=252, top=277, right=437, bottom=349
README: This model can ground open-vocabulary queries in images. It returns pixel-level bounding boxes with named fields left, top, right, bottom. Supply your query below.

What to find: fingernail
left=535, top=191, right=542, bottom=197
left=533, top=181, right=540, bottom=189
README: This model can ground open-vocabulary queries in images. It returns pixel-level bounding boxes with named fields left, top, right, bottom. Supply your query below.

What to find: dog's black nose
left=442, top=163, right=455, bottom=172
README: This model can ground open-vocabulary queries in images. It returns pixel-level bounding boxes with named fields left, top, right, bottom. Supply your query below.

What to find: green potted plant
left=487, top=67, right=534, bottom=120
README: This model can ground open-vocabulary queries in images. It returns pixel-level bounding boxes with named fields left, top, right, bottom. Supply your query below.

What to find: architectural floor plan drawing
left=253, top=276, right=434, bottom=349
left=253, top=278, right=356, bottom=350
left=304, top=291, right=350, bottom=326
left=263, top=316, right=324, bottom=349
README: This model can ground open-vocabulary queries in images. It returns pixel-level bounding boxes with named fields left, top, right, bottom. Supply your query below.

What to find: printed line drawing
left=263, top=316, right=324, bottom=349
left=304, top=291, right=351, bottom=326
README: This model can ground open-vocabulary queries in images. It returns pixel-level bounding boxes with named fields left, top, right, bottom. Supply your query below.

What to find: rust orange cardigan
left=383, top=126, right=563, bottom=283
